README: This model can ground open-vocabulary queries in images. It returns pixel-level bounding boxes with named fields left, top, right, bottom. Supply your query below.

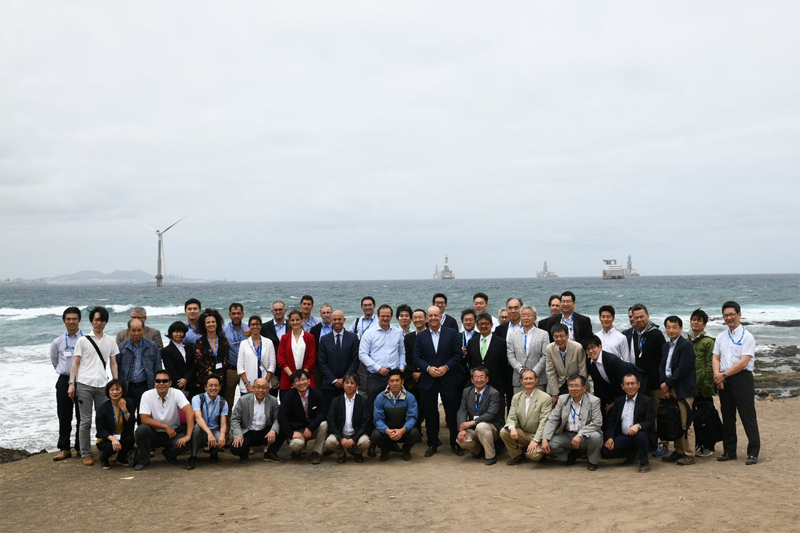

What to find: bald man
left=317, top=310, right=360, bottom=407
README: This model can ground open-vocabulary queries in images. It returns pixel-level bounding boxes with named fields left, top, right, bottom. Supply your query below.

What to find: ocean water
left=1, top=274, right=798, bottom=451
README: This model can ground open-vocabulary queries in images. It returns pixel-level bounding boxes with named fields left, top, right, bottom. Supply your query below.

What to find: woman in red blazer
left=276, top=309, right=316, bottom=399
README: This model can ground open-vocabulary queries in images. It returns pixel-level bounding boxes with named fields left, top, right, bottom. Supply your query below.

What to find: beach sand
left=1, top=398, right=798, bottom=533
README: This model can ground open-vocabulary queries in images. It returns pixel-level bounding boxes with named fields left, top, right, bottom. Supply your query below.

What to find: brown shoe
left=402, top=450, right=412, bottom=461
left=336, top=454, right=346, bottom=464
left=310, top=452, right=321, bottom=465
left=53, top=450, right=71, bottom=461
left=82, top=455, right=94, bottom=466
left=676, top=456, right=695, bottom=466
left=506, top=454, right=526, bottom=466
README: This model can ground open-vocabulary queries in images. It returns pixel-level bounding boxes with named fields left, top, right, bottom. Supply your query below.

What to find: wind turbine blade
left=136, top=220, right=157, bottom=232
left=162, top=213, right=191, bottom=234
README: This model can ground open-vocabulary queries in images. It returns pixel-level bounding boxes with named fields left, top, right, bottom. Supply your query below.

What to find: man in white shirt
left=51, top=306, right=83, bottom=461
left=68, top=306, right=119, bottom=466
left=597, top=305, right=632, bottom=363
left=713, top=300, right=760, bottom=465
left=324, top=373, right=372, bottom=463
left=472, top=292, right=499, bottom=330
left=230, top=377, right=284, bottom=463
left=134, top=369, right=194, bottom=470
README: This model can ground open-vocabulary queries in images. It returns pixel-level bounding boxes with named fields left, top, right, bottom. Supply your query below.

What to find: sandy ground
left=1, top=398, right=798, bottom=533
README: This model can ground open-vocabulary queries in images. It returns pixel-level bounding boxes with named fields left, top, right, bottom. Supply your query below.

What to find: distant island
left=0, top=271, right=212, bottom=285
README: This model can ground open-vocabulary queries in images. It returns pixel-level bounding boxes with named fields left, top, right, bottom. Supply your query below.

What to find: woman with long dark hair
left=194, top=309, right=230, bottom=395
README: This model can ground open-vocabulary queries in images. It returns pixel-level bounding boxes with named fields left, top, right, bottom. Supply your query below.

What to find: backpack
left=657, top=398, right=692, bottom=442
left=692, top=398, right=723, bottom=448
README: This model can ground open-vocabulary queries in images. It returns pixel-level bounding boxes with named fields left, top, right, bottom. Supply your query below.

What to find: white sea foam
left=0, top=307, right=71, bottom=321
left=0, top=357, right=60, bottom=452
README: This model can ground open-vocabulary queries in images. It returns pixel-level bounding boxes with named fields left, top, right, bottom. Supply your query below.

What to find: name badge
left=113, top=434, right=121, bottom=440
left=64, top=351, right=72, bottom=357
left=215, top=363, right=223, bottom=369
left=473, top=415, right=479, bottom=421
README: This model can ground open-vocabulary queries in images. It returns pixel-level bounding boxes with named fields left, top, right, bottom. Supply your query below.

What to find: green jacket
left=688, top=331, right=716, bottom=396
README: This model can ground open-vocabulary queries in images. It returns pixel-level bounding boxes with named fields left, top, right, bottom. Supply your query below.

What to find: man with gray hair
left=116, top=307, right=164, bottom=348
left=117, top=318, right=162, bottom=416
left=506, top=305, right=549, bottom=394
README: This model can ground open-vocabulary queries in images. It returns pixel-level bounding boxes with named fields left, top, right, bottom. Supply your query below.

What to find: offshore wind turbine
left=138, top=214, right=191, bottom=287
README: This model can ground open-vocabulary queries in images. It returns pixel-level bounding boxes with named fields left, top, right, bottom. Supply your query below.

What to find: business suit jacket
left=633, top=326, right=666, bottom=391
left=276, top=332, right=317, bottom=390
left=604, top=393, right=655, bottom=440
left=588, top=351, right=647, bottom=407
left=466, top=334, right=507, bottom=395
left=260, top=320, right=288, bottom=354
left=278, top=387, right=327, bottom=435
left=231, top=392, right=281, bottom=439
left=441, top=313, right=460, bottom=332
left=659, top=336, right=698, bottom=399
left=537, top=316, right=557, bottom=338
left=95, top=397, right=136, bottom=440
left=542, top=392, right=603, bottom=440
left=545, top=340, right=588, bottom=396
left=160, top=342, right=196, bottom=393
left=413, top=327, right=463, bottom=391
left=317, top=330, right=359, bottom=390
left=403, top=331, right=422, bottom=395
left=547, top=312, right=594, bottom=345
left=505, top=327, right=549, bottom=387
left=505, top=388, right=553, bottom=442
left=456, top=385, right=505, bottom=431
left=327, top=392, right=371, bottom=441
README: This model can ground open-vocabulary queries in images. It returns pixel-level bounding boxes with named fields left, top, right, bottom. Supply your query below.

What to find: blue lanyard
left=562, top=314, right=574, bottom=328
left=208, top=337, right=218, bottom=358
left=230, top=327, right=242, bottom=343
left=570, top=401, right=580, bottom=421
left=637, top=331, right=647, bottom=353
left=728, top=327, right=745, bottom=346
left=475, top=391, right=483, bottom=413
left=524, top=331, right=528, bottom=352
left=254, top=340, right=262, bottom=362
left=362, top=317, right=374, bottom=334
left=65, top=331, right=83, bottom=350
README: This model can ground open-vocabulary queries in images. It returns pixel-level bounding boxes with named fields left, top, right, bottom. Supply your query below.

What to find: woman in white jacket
left=236, top=315, right=276, bottom=395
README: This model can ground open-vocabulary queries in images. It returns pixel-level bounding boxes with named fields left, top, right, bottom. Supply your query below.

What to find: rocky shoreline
left=0, top=447, right=46, bottom=465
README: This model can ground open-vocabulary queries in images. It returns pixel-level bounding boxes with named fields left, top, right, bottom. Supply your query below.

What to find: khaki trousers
left=671, top=392, right=695, bottom=457
left=459, top=422, right=500, bottom=459
left=324, top=434, right=371, bottom=457
left=500, top=426, right=545, bottom=462
left=288, top=421, right=328, bottom=454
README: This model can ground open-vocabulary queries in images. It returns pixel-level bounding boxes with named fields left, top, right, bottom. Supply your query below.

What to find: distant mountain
left=49, top=270, right=154, bottom=281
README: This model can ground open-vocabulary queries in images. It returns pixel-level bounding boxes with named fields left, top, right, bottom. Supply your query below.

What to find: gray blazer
left=456, top=384, right=505, bottom=431
left=542, top=392, right=602, bottom=440
left=231, top=393, right=281, bottom=439
left=506, top=327, right=549, bottom=387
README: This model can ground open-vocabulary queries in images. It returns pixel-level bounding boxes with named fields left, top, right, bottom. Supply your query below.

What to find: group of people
left=50, top=290, right=761, bottom=472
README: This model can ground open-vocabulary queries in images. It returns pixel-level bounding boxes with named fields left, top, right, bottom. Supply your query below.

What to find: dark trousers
left=134, top=424, right=188, bottom=465
left=719, top=371, right=760, bottom=457
left=97, top=435, right=135, bottom=462
left=600, top=431, right=651, bottom=465
left=370, top=427, right=421, bottom=451
left=421, top=382, right=460, bottom=447
left=322, top=388, right=344, bottom=409
left=55, top=375, right=81, bottom=451
left=230, top=426, right=285, bottom=458
left=126, top=381, right=148, bottom=420
left=366, top=373, right=389, bottom=408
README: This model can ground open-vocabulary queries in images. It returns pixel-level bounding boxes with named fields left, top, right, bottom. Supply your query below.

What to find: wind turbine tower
left=139, top=214, right=190, bottom=287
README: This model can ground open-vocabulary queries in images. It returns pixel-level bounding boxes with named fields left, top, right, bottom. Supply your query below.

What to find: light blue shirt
left=621, top=394, right=637, bottom=434
left=350, top=316, right=378, bottom=340
left=131, top=341, right=146, bottom=383
left=318, top=323, right=334, bottom=337
left=191, top=392, right=228, bottom=431
left=50, top=330, right=84, bottom=376
left=223, top=322, right=249, bottom=367
left=359, top=325, right=406, bottom=373
left=184, top=322, right=202, bottom=345
left=666, top=340, right=676, bottom=378
left=302, top=316, right=320, bottom=333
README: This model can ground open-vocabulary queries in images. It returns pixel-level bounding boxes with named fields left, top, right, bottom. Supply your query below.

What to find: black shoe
left=354, top=454, right=364, bottom=463
left=239, top=455, right=249, bottom=464
left=485, top=457, right=497, bottom=466
left=291, top=452, right=301, bottom=461
left=133, top=462, right=148, bottom=471
left=310, top=452, right=321, bottom=465
left=587, top=462, right=598, bottom=471
left=367, top=446, right=377, bottom=458
left=425, top=446, right=438, bottom=457
left=163, top=451, right=179, bottom=465
left=209, top=450, right=219, bottom=464
left=451, top=445, right=464, bottom=457
left=379, top=449, right=390, bottom=462
left=101, top=459, right=111, bottom=470
left=263, top=452, right=284, bottom=463
left=717, top=453, right=738, bottom=462
left=661, top=452, right=681, bottom=463
left=564, top=451, right=578, bottom=466
left=185, top=456, right=196, bottom=470
left=746, top=455, right=758, bottom=465
left=436, top=439, right=443, bottom=446
left=323, top=449, right=334, bottom=457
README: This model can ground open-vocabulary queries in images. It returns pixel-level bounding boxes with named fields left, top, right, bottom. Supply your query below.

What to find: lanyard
left=637, top=331, right=647, bottom=353
left=562, top=314, right=574, bottom=328
left=728, top=327, right=745, bottom=346
left=524, top=331, right=528, bottom=352
left=570, top=401, right=581, bottom=421
left=65, top=331, right=84, bottom=350
left=475, top=391, right=483, bottom=413
left=230, top=326, right=242, bottom=343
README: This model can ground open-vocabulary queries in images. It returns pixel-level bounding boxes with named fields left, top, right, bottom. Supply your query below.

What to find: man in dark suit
left=601, top=373, right=655, bottom=472
left=456, top=366, right=505, bottom=465
left=630, top=303, right=668, bottom=455
left=432, top=293, right=460, bottom=331
left=537, top=294, right=562, bottom=336
left=413, top=305, right=464, bottom=457
left=278, top=369, right=328, bottom=465
left=260, top=300, right=288, bottom=396
left=467, top=313, right=507, bottom=397
left=310, top=304, right=334, bottom=387
left=545, top=291, right=593, bottom=346
left=317, top=310, right=360, bottom=407
left=584, top=335, right=647, bottom=429
left=324, top=373, right=371, bottom=463
left=403, top=309, right=427, bottom=404
left=659, top=316, right=698, bottom=466
left=493, top=297, right=524, bottom=410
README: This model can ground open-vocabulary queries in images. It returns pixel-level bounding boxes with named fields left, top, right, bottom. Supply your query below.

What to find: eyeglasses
left=272, top=308, right=285, bottom=312
left=154, top=379, right=171, bottom=384
left=723, top=313, right=738, bottom=318
left=253, top=386, right=269, bottom=390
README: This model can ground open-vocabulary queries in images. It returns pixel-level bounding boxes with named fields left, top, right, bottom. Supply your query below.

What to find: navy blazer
left=604, top=393, right=654, bottom=440
left=278, top=387, right=327, bottom=434
left=588, top=351, right=648, bottom=406
left=95, top=397, right=136, bottom=440
left=659, top=336, right=698, bottom=399
left=317, top=330, right=360, bottom=390
left=413, top=327, right=463, bottom=391
left=466, top=334, right=507, bottom=395
left=441, top=314, right=460, bottom=332
left=260, top=320, right=287, bottom=355
left=546, top=312, right=594, bottom=345
left=327, top=393, right=371, bottom=441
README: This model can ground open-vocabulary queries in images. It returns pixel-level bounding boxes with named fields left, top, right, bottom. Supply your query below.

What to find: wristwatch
left=722, top=372, right=728, bottom=379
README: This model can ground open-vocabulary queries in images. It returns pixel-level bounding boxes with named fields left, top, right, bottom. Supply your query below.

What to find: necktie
left=480, top=337, right=488, bottom=360
left=475, top=391, right=483, bottom=413
left=560, top=350, right=566, bottom=365
left=336, top=334, right=341, bottom=349
left=301, top=394, right=309, bottom=418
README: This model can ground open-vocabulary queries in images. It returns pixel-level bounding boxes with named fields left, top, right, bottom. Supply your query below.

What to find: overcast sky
left=1, top=2, right=798, bottom=281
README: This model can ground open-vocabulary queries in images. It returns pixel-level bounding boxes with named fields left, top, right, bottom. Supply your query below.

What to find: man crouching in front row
left=540, top=374, right=603, bottom=471
left=371, top=368, right=421, bottom=461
